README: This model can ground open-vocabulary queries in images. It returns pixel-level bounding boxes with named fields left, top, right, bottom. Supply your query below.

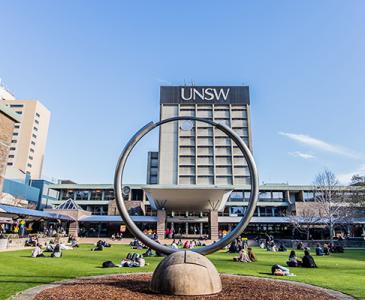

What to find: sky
left=1, top=1, right=365, bottom=185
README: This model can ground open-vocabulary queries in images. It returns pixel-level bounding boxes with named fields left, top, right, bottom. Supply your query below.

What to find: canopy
left=0, top=204, right=74, bottom=221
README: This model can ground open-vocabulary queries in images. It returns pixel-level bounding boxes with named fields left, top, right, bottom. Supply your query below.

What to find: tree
left=288, top=208, right=321, bottom=240
left=314, top=170, right=354, bottom=242
left=351, top=174, right=365, bottom=186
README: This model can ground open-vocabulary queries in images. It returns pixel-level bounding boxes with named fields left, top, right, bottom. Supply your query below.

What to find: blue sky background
left=1, top=1, right=364, bottom=184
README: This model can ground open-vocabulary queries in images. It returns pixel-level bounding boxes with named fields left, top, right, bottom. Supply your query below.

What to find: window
left=32, top=134, right=37, bottom=139
left=10, top=104, right=24, bottom=108
left=90, top=190, right=103, bottom=200
left=13, top=132, right=18, bottom=136
left=30, top=148, right=34, bottom=153
left=27, top=163, right=32, bottom=168
left=16, top=111, right=22, bottom=115
left=33, top=127, right=38, bottom=131
left=229, top=191, right=243, bottom=201
left=272, top=192, right=284, bottom=199
left=304, top=192, right=315, bottom=201
left=14, top=125, right=20, bottom=129
left=29, top=156, right=33, bottom=160
left=259, top=192, right=272, bottom=200
left=35, top=119, right=39, bottom=125
left=75, top=190, right=90, bottom=200
left=36, top=112, right=40, bottom=118
left=31, top=141, right=36, bottom=145
left=10, top=147, right=16, bottom=151
left=7, top=162, right=13, bottom=166
left=12, top=140, right=17, bottom=143
left=8, top=155, right=14, bottom=158
left=104, top=190, right=115, bottom=200
left=131, top=189, right=144, bottom=200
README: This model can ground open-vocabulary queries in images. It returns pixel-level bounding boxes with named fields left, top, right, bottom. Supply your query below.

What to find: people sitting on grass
left=32, top=243, right=45, bottom=258
left=44, top=241, right=55, bottom=252
left=302, top=250, right=317, bottom=268
left=287, top=250, right=302, bottom=267
left=297, top=241, right=304, bottom=250
left=316, top=243, right=324, bottom=256
left=51, top=244, right=62, bottom=258
left=91, top=240, right=104, bottom=251
left=142, top=248, right=154, bottom=257
left=323, top=243, right=330, bottom=255
left=170, top=240, right=178, bottom=249
left=228, top=240, right=239, bottom=253
left=266, top=240, right=277, bottom=252
left=25, top=236, right=37, bottom=247
left=130, top=238, right=143, bottom=250
left=278, top=243, right=287, bottom=252
left=233, top=248, right=251, bottom=263
left=119, top=253, right=146, bottom=267
left=247, top=247, right=257, bottom=262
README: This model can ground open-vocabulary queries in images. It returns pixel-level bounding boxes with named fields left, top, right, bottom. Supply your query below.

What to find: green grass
left=0, top=245, right=364, bottom=299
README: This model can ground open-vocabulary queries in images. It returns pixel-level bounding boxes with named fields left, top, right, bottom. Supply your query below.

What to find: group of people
left=315, top=242, right=344, bottom=255
left=233, top=247, right=257, bottom=263
left=287, top=250, right=317, bottom=268
left=102, top=252, right=146, bottom=268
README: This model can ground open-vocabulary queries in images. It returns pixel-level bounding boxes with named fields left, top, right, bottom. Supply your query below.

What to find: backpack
left=102, top=261, right=116, bottom=268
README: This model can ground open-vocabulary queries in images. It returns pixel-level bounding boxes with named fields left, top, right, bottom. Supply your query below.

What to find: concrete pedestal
left=150, top=251, right=222, bottom=296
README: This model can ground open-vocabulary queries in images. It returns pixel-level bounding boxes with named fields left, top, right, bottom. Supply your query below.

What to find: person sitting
left=91, top=240, right=104, bottom=251
left=177, top=239, right=183, bottom=247
left=228, top=240, right=239, bottom=253
left=71, top=239, right=79, bottom=248
left=333, top=245, right=344, bottom=253
left=323, top=243, right=330, bottom=255
left=142, top=248, right=153, bottom=257
left=25, top=236, right=37, bottom=247
left=297, top=241, right=304, bottom=250
left=183, top=240, right=191, bottom=249
left=171, top=241, right=178, bottom=249
left=278, top=243, right=287, bottom=252
left=247, top=247, right=257, bottom=262
left=32, top=243, right=45, bottom=258
left=51, top=244, right=62, bottom=258
left=315, top=244, right=324, bottom=256
left=287, top=250, right=301, bottom=267
left=302, top=250, right=317, bottom=268
left=233, top=248, right=251, bottom=263
left=44, top=241, right=54, bottom=252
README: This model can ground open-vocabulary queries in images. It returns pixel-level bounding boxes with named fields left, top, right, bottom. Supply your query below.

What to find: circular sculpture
left=114, top=116, right=259, bottom=295
left=114, top=116, right=259, bottom=256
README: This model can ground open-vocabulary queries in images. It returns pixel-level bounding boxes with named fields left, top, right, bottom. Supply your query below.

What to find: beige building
left=2, top=96, right=50, bottom=179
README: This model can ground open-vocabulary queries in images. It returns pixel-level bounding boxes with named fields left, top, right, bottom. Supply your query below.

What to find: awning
left=0, top=204, right=74, bottom=221
left=78, top=215, right=157, bottom=223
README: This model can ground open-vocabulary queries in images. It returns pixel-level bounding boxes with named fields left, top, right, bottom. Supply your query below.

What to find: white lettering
left=180, top=88, right=230, bottom=101
left=181, top=88, right=192, bottom=101
left=204, top=88, right=215, bottom=101
left=214, top=88, right=230, bottom=101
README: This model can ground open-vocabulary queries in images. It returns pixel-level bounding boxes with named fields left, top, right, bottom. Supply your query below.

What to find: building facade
left=0, top=102, right=21, bottom=194
left=3, top=99, right=50, bottom=179
left=159, top=86, right=252, bottom=185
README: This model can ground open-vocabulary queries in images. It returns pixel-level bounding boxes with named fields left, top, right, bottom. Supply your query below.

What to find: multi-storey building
left=44, top=85, right=365, bottom=239
left=3, top=99, right=50, bottom=179
left=159, top=86, right=252, bottom=185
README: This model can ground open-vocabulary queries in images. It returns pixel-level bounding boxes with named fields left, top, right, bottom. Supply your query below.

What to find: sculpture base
left=150, top=251, right=222, bottom=296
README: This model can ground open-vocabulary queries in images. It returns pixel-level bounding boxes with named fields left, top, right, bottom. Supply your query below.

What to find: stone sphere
left=150, top=250, right=222, bottom=295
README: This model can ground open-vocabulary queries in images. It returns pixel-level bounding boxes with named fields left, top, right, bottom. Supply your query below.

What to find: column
left=200, top=222, right=203, bottom=236
left=68, top=221, right=79, bottom=237
left=209, top=210, right=219, bottom=240
left=157, top=209, right=166, bottom=239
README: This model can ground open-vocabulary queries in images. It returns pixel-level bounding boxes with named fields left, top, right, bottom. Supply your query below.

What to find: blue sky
left=1, top=1, right=364, bottom=184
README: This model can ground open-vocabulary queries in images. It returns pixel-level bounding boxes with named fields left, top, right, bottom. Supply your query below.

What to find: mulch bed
left=34, top=274, right=338, bottom=300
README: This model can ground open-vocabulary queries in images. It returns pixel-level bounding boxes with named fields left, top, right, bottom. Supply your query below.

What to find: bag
left=102, top=261, right=116, bottom=268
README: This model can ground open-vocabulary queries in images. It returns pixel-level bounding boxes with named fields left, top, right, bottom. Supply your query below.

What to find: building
left=2, top=99, right=50, bottom=179
left=159, top=86, right=252, bottom=185
left=0, top=101, right=21, bottom=194
left=44, top=85, right=365, bottom=239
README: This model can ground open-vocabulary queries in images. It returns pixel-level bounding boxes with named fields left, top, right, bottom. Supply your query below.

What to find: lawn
left=0, top=245, right=364, bottom=300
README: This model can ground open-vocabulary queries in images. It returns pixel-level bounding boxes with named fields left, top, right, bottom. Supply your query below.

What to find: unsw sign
left=160, top=86, right=250, bottom=104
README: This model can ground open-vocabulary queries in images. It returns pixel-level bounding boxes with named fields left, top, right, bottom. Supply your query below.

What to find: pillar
left=68, top=221, right=79, bottom=237
left=157, top=209, right=166, bottom=239
left=209, top=210, right=219, bottom=240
